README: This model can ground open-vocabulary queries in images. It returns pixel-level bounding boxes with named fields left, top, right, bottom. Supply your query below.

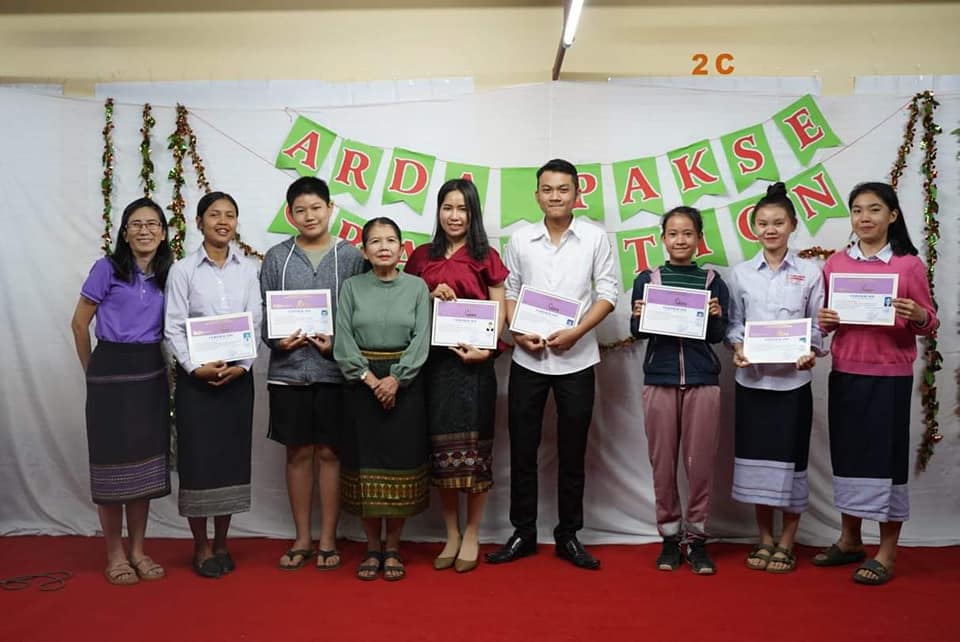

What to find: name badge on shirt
left=787, top=274, right=806, bottom=285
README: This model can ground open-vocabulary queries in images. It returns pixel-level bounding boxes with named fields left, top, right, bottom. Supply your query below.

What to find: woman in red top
left=405, top=179, right=508, bottom=573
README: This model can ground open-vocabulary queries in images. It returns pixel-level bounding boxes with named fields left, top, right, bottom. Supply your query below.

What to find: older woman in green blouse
left=334, top=217, right=431, bottom=581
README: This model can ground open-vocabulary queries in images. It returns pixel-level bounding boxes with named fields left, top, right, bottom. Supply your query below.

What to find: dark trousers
left=507, top=362, right=595, bottom=541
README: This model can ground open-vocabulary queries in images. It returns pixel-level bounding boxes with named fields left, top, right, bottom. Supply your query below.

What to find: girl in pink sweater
left=814, top=182, right=938, bottom=585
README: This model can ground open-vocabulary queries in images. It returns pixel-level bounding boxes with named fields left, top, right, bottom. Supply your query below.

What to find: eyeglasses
left=127, top=221, right=163, bottom=232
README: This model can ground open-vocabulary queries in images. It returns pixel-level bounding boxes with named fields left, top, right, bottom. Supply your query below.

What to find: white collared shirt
left=164, top=243, right=262, bottom=373
left=726, top=249, right=825, bottom=391
left=504, top=216, right=619, bottom=375
left=848, top=241, right=893, bottom=263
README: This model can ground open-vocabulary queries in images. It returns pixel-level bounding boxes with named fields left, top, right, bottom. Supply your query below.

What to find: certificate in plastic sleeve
left=266, top=289, right=333, bottom=339
left=508, top=286, right=584, bottom=338
left=431, top=299, right=499, bottom=350
left=186, top=312, right=257, bottom=364
left=828, top=273, right=898, bottom=326
left=638, top=284, right=710, bottom=340
left=743, top=318, right=812, bottom=364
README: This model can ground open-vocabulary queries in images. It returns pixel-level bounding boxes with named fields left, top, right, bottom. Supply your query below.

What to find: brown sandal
left=104, top=561, right=139, bottom=586
left=129, top=556, right=165, bottom=581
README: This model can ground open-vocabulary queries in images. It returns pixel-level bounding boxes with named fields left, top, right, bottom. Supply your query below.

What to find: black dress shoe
left=485, top=534, right=537, bottom=564
left=555, top=537, right=600, bottom=570
left=193, top=556, right=223, bottom=579
left=214, top=551, right=236, bottom=573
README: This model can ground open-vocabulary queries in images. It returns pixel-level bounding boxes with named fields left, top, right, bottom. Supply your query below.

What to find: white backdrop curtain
left=1, top=81, right=957, bottom=545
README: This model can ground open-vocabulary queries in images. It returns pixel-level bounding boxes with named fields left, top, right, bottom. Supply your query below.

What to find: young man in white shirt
left=486, top=159, right=619, bottom=570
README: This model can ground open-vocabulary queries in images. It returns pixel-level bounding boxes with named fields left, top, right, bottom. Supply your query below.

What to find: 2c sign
left=691, top=53, right=735, bottom=75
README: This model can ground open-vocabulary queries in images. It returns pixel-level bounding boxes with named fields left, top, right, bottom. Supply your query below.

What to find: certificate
left=186, top=312, right=257, bottom=365
left=431, top=299, right=500, bottom=350
left=828, top=273, right=899, bottom=326
left=638, top=284, right=710, bottom=340
left=266, top=289, right=333, bottom=339
left=743, top=319, right=812, bottom=364
left=509, top=286, right=583, bottom=338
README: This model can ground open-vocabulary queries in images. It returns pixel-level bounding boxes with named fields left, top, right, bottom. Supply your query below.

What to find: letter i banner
left=667, top=140, right=727, bottom=207
left=785, top=164, right=847, bottom=235
left=616, top=226, right=664, bottom=291
left=773, top=95, right=842, bottom=167
left=382, top=148, right=436, bottom=214
left=329, top=139, right=384, bottom=206
left=275, top=116, right=338, bottom=177
left=694, top=208, right=729, bottom=267
left=444, top=162, right=491, bottom=211
left=613, top=157, right=664, bottom=221
left=726, top=196, right=762, bottom=261
left=720, top=125, right=780, bottom=193
left=500, top=167, right=544, bottom=227
left=572, top=163, right=605, bottom=222
left=331, top=208, right=368, bottom=247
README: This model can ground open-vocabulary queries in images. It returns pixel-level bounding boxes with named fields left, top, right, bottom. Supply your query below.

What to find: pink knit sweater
left=822, top=251, right=939, bottom=376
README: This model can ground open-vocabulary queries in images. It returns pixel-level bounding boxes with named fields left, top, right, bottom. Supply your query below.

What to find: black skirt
left=339, top=351, right=429, bottom=518
left=424, top=348, right=496, bottom=493
left=85, top=341, right=170, bottom=505
left=175, top=366, right=254, bottom=518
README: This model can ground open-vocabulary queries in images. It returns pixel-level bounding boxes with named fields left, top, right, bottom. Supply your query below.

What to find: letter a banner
left=612, top=157, right=664, bottom=221
left=616, top=226, right=665, bottom=291
left=773, top=95, right=842, bottom=167
left=382, top=148, right=436, bottom=215
left=444, top=162, right=491, bottom=211
left=275, top=116, right=338, bottom=177
left=786, top=164, right=848, bottom=235
left=667, top=140, right=726, bottom=207
left=329, top=139, right=384, bottom=206
left=720, top=124, right=779, bottom=193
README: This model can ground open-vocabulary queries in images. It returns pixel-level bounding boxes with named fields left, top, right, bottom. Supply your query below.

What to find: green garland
left=100, top=98, right=115, bottom=255
left=167, top=104, right=189, bottom=260
left=140, top=104, right=156, bottom=198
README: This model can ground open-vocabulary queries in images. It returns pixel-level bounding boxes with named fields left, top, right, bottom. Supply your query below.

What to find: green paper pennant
left=267, top=201, right=297, bottom=236
left=330, top=208, right=367, bottom=247
left=720, top=124, right=780, bottom=193
left=444, top=162, right=491, bottom=211
left=726, top=196, right=762, bottom=261
left=275, top=116, right=337, bottom=177
left=328, top=139, right=384, bottom=206
left=667, top=140, right=727, bottom=206
left=612, top=157, right=664, bottom=220
left=572, top=163, right=605, bottom=222
left=773, top=95, right=842, bottom=166
left=382, top=148, right=436, bottom=215
left=616, top=226, right=665, bottom=292
left=400, top=230, right=431, bottom=270
left=785, top=164, right=848, bottom=236
left=694, top=208, right=729, bottom=267
left=500, top=167, right=542, bottom=227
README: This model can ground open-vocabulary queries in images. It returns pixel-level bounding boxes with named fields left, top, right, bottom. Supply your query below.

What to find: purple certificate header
left=437, top=301, right=497, bottom=321
left=190, top=315, right=250, bottom=336
left=271, top=292, right=329, bottom=309
left=747, top=321, right=808, bottom=338
left=832, top=275, right=897, bottom=295
left=521, top=290, right=579, bottom=318
left=645, top=287, right=708, bottom=309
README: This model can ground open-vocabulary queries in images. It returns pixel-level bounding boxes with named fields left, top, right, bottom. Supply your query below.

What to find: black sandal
left=356, top=551, right=383, bottom=581
left=316, top=549, right=342, bottom=572
left=382, top=551, right=406, bottom=582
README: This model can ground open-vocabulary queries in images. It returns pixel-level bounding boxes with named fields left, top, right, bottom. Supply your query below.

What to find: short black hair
left=661, top=206, right=703, bottom=236
left=536, top=158, right=579, bottom=191
left=286, top=176, right=331, bottom=209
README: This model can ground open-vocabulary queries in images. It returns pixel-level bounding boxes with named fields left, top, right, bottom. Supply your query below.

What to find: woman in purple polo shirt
left=71, top=197, right=173, bottom=586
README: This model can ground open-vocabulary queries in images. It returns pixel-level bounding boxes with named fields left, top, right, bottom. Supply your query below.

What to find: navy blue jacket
left=629, top=267, right=729, bottom=386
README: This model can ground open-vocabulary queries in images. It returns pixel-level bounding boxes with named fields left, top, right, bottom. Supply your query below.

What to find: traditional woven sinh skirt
left=85, top=341, right=170, bottom=505
left=339, top=351, right=429, bottom=518
left=424, top=348, right=496, bottom=493
left=828, top=371, right=911, bottom=522
left=731, top=382, right=812, bottom=512
left=175, top=366, right=253, bottom=518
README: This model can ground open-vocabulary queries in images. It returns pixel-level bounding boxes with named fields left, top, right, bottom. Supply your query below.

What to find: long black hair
left=752, top=181, right=797, bottom=226
left=110, top=197, right=172, bottom=289
left=848, top=182, right=917, bottom=256
left=428, top=179, right=490, bottom=261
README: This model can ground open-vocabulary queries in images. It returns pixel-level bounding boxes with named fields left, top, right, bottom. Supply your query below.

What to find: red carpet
left=1, top=536, right=956, bottom=642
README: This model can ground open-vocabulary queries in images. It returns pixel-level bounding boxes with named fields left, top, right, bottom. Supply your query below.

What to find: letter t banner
left=773, top=95, right=842, bottom=167
left=275, top=116, right=338, bottom=177
left=667, top=140, right=727, bottom=207
left=382, top=148, right=437, bottom=215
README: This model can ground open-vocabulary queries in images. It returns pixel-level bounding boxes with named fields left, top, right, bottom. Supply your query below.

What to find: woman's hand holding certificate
left=638, top=285, right=710, bottom=340
left=742, top=319, right=812, bottom=365
left=827, top=274, right=898, bottom=326
left=186, top=312, right=257, bottom=366
left=431, top=299, right=500, bottom=350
